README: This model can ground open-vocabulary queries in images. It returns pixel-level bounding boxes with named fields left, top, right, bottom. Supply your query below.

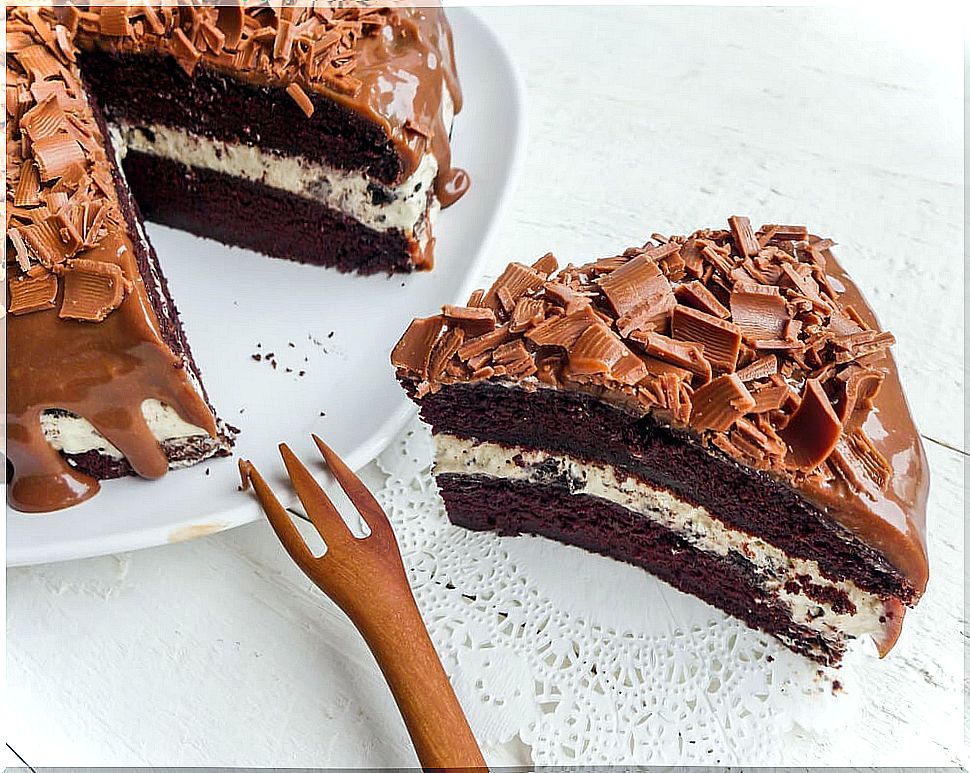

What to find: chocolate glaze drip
left=8, top=233, right=220, bottom=512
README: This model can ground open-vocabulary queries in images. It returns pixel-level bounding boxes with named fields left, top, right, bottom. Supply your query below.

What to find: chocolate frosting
left=392, top=219, right=930, bottom=595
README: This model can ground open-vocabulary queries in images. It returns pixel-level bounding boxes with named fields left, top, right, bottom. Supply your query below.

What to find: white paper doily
left=375, top=417, right=875, bottom=766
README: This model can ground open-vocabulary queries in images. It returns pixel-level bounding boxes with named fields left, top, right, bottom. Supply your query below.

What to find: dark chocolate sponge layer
left=413, top=380, right=914, bottom=604
left=122, top=151, right=418, bottom=275
left=65, top=435, right=230, bottom=481
left=438, top=473, right=843, bottom=666
left=78, top=51, right=404, bottom=185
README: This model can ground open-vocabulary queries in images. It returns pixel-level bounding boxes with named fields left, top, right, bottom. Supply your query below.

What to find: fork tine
left=278, top=443, right=354, bottom=549
left=311, top=434, right=392, bottom=539
left=239, top=459, right=314, bottom=568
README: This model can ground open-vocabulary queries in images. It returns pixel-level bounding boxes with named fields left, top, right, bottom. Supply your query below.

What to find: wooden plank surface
left=5, top=6, right=964, bottom=767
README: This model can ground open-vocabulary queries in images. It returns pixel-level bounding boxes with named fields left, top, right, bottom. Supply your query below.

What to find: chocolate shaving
left=8, top=266, right=58, bottom=315
left=780, top=378, right=842, bottom=469
left=671, top=305, right=742, bottom=373
left=525, top=306, right=598, bottom=349
left=482, top=263, right=545, bottom=317
left=833, top=367, right=884, bottom=430
left=566, top=323, right=645, bottom=385
left=631, top=331, right=712, bottom=384
left=442, top=304, right=496, bottom=337
left=829, top=429, right=892, bottom=494
left=596, top=254, right=668, bottom=317
left=730, top=284, right=790, bottom=340
left=735, top=354, right=777, bottom=382
left=286, top=83, right=315, bottom=118
left=457, top=324, right=511, bottom=360
left=675, top=280, right=730, bottom=319
left=690, top=374, right=755, bottom=432
left=492, top=339, right=537, bottom=378
left=56, top=258, right=127, bottom=321
left=532, top=252, right=558, bottom=277
left=31, top=132, right=85, bottom=181
left=428, top=328, right=464, bottom=383
left=13, top=160, right=42, bottom=206
left=615, top=287, right=677, bottom=337
left=510, top=297, right=546, bottom=333
left=750, top=385, right=789, bottom=414
left=728, top=216, right=760, bottom=258
left=543, top=282, right=591, bottom=315
left=390, top=315, right=444, bottom=379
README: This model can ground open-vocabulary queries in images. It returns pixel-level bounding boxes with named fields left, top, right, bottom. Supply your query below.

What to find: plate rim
left=5, top=6, right=527, bottom=567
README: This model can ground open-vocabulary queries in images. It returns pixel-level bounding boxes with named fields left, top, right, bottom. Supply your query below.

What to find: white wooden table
left=6, top=6, right=965, bottom=767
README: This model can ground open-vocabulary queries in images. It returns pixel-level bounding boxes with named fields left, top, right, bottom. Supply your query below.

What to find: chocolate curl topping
left=671, top=305, right=742, bottom=373
left=780, top=378, right=843, bottom=469
left=834, top=367, right=885, bottom=430
left=730, top=284, right=790, bottom=340
left=728, top=215, right=760, bottom=258
left=690, top=374, right=756, bottom=432
left=566, top=323, right=637, bottom=380
left=391, top=316, right=445, bottom=380
left=482, top=263, right=545, bottom=317
left=675, top=280, right=730, bottom=319
left=442, top=305, right=497, bottom=338
left=829, top=429, right=892, bottom=494
left=596, top=254, right=667, bottom=317
left=7, top=267, right=58, bottom=315
left=56, top=258, right=128, bottom=321
left=393, top=218, right=900, bottom=492
left=526, top=306, right=599, bottom=349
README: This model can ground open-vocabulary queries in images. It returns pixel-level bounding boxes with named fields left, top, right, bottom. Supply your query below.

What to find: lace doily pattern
left=376, top=418, right=866, bottom=765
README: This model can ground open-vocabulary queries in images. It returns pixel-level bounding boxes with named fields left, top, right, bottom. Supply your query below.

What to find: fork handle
left=353, top=593, right=487, bottom=770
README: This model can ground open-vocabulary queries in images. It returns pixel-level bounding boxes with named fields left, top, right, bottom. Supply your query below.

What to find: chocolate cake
left=6, top=3, right=465, bottom=513
left=392, top=218, right=929, bottom=666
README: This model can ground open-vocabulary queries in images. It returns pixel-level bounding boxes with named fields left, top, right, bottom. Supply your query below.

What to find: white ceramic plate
left=6, top=8, right=525, bottom=567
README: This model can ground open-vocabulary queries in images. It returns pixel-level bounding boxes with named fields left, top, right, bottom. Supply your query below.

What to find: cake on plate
left=6, top=2, right=466, bottom=512
left=392, top=217, right=929, bottom=665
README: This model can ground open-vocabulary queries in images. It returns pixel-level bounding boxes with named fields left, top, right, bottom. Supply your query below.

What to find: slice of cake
left=72, top=2, right=467, bottom=274
left=7, top=4, right=234, bottom=513
left=7, top=2, right=466, bottom=513
left=392, top=218, right=929, bottom=666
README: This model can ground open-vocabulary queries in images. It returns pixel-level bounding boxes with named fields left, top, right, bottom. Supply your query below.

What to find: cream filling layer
left=41, top=400, right=209, bottom=465
left=111, top=85, right=454, bottom=237
left=433, top=434, right=889, bottom=643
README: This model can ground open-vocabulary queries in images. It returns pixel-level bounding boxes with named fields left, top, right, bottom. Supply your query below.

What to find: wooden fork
left=239, top=435, right=486, bottom=771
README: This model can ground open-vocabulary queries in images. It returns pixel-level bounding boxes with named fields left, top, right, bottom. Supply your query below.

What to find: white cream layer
left=42, top=400, right=209, bottom=466
left=433, top=434, right=889, bottom=644
left=112, top=88, right=452, bottom=238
